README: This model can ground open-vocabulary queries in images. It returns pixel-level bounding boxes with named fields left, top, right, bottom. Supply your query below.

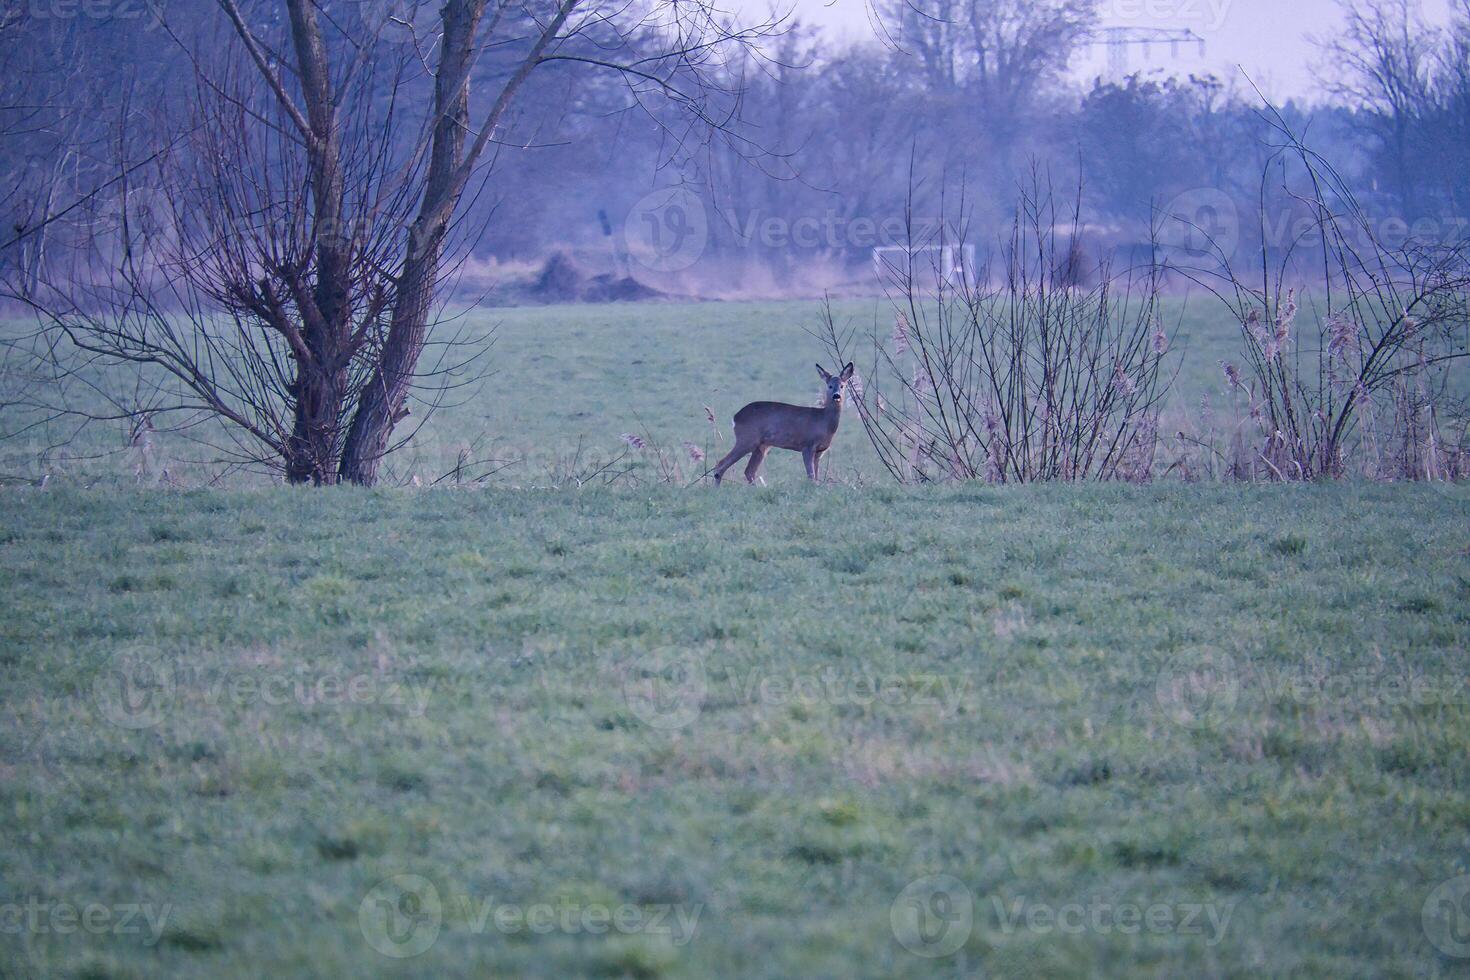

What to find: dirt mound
left=522, top=251, right=664, bottom=304
left=532, top=251, right=585, bottom=300
left=580, top=272, right=663, bottom=303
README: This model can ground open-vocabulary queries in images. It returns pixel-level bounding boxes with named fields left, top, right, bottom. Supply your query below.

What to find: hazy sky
left=763, top=0, right=1461, bottom=100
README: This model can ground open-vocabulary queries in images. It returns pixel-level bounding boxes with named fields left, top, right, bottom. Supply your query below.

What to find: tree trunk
left=283, top=0, right=352, bottom=484
left=337, top=223, right=444, bottom=485
left=285, top=351, right=347, bottom=484
left=338, top=0, right=485, bottom=485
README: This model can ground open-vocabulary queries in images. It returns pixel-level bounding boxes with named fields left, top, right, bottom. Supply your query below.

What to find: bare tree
left=1316, top=0, right=1439, bottom=212
left=0, top=12, right=102, bottom=297
left=888, top=0, right=1096, bottom=124
left=7, top=0, right=778, bottom=484
left=1428, top=0, right=1470, bottom=213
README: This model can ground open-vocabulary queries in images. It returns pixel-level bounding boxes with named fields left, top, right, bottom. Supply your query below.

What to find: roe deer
left=711, top=362, right=853, bottom=485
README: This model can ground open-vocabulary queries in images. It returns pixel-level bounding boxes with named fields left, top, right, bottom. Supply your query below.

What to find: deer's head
left=816, top=362, right=854, bottom=407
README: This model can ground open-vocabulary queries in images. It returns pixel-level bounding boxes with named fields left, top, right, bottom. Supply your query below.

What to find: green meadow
left=3, top=297, right=1246, bottom=488
left=1, top=300, right=1468, bottom=977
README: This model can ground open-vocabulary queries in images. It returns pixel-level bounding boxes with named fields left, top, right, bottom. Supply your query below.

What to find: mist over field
left=0, top=1, right=1467, bottom=977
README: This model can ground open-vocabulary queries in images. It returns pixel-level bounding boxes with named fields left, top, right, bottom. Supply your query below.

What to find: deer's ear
left=815, top=363, right=831, bottom=381
left=839, top=362, right=854, bottom=381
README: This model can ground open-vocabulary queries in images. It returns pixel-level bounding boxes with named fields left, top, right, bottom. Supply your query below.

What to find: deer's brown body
left=712, top=363, right=853, bottom=484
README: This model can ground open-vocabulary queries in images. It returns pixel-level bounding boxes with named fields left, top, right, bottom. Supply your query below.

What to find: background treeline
left=4, top=0, right=1467, bottom=291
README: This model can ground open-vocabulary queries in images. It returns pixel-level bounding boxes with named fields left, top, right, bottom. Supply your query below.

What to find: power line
left=1087, top=27, right=1207, bottom=78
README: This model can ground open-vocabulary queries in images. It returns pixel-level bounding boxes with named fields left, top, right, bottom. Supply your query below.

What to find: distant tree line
left=4, top=0, right=1468, bottom=280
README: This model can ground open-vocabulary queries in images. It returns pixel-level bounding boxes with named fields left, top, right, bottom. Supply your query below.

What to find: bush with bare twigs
left=1179, top=109, right=1470, bottom=482
left=820, top=177, right=1177, bottom=484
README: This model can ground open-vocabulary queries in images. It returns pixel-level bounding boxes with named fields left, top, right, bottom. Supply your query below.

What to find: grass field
left=2, top=299, right=1469, bottom=977
left=3, top=297, right=1248, bottom=488
left=1, top=481, right=1468, bottom=977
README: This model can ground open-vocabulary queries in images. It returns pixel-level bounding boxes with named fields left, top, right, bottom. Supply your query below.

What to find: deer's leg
left=711, top=443, right=753, bottom=485
left=813, top=449, right=826, bottom=483
left=744, top=445, right=769, bottom=485
left=802, top=448, right=817, bottom=481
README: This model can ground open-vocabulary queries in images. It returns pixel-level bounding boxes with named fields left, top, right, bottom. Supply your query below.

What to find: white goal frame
left=872, top=244, right=974, bottom=291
